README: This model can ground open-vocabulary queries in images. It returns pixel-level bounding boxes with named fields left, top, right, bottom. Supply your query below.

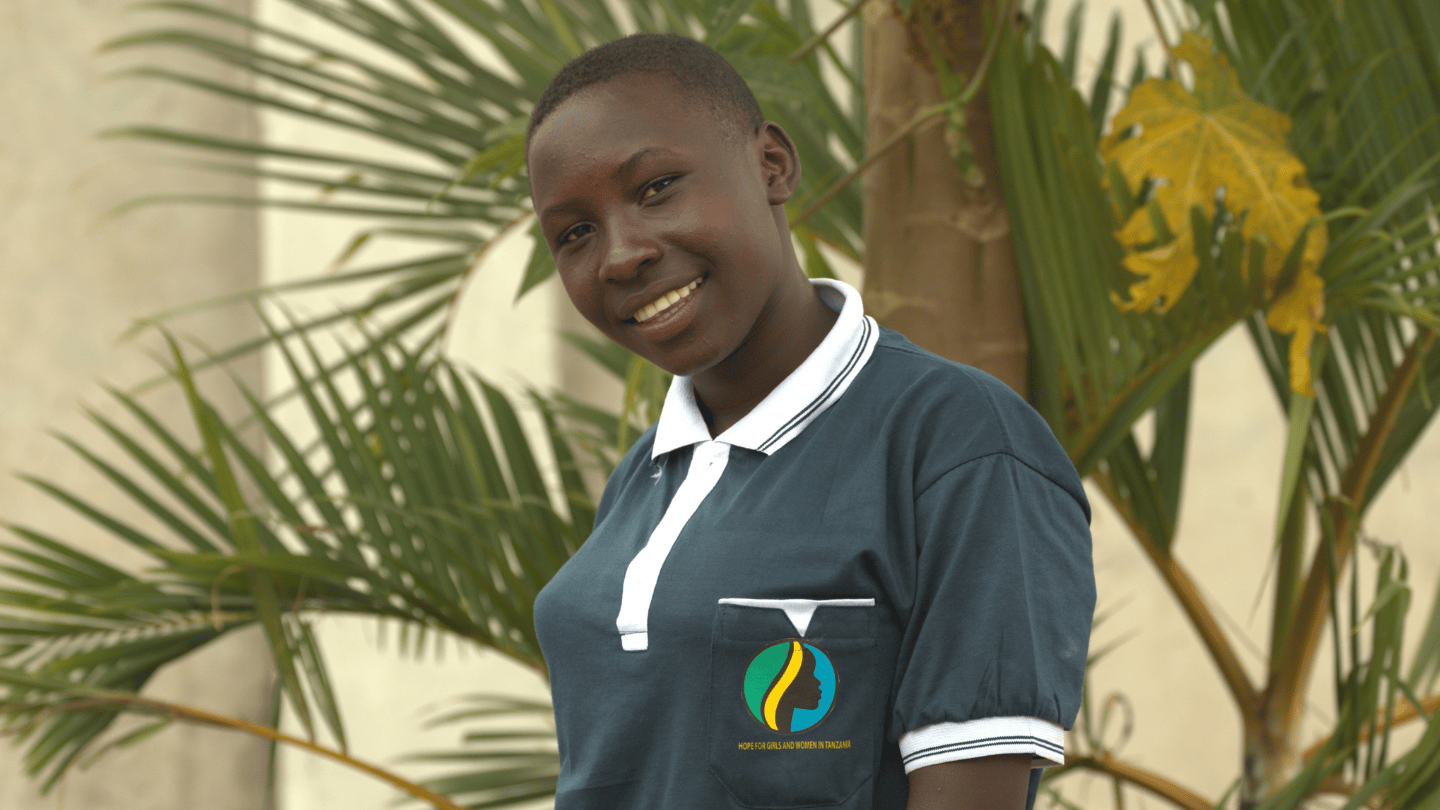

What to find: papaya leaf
left=1102, top=32, right=1329, bottom=394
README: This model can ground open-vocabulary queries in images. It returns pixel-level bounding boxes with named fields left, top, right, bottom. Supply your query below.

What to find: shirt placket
left=615, top=440, right=731, bottom=651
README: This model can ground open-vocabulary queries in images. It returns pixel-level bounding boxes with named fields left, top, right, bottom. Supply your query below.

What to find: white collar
left=651, top=278, right=880, bottom=459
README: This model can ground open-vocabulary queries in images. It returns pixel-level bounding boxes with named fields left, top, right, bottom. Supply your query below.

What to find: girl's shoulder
left=860, top=327, right=1087, bottom=512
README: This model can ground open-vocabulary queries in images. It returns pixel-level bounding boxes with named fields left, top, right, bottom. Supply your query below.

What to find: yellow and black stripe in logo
left=743, top=640, right=836, bottom=734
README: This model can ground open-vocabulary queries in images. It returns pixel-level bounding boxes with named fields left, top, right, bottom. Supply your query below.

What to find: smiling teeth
left=633, top=279, right=701, bottom=323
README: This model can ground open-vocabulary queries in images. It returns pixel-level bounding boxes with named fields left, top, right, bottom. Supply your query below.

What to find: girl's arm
left=906, top=754, right=1032, bottom=810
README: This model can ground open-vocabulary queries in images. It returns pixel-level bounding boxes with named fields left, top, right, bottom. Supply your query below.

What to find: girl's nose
left=598, top=214, right=661, bottom=282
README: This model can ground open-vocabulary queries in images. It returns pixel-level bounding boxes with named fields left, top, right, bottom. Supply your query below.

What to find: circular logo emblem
left=742, top=640, right=836, bottom=733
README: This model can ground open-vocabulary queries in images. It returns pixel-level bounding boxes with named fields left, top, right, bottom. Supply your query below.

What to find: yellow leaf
left=1266, top=270, right=1327, bottom=396
left=1101, top=32, right=1328, bottom=393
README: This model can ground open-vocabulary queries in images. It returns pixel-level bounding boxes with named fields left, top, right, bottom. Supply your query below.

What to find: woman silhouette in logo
left=765, top=642, right=824, bottom=733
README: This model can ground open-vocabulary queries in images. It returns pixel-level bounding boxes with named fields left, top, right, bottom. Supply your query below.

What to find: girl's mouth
left=627, top=276, right=704, bottom=324
left=626, top=275, right=707, bottom=341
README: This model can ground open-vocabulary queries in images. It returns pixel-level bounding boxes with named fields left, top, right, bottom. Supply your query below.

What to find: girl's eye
left=642, top=176, right=675, bottom=200
left=559, top=223, right=593, bottom=246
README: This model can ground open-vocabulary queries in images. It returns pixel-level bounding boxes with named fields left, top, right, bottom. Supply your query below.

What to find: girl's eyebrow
left=542, top=146, right=682, bottom=219
left=610, top=146, right=680, bottom=181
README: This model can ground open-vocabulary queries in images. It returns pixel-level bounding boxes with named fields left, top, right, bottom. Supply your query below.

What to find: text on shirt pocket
left=708, top=598, right=879, bottom=808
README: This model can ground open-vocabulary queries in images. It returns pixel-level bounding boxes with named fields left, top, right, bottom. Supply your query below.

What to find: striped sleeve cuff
left=899, top=717, right=1065, bottom=773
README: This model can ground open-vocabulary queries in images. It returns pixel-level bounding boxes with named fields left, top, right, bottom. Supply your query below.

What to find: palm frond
left=1000, top=7, right=1440, bottom=802
left=999, top=0, right=1440, bottom=553
left=1203, top=0, right=1440, bottom=516
left=0, top=321, right=595, bottom=787
left=1188, top=2, right=1440, bottom=768
left=991, top=21, right=1250, bottom=550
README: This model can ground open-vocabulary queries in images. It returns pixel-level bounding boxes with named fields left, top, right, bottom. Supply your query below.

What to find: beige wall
left=0, top=0, right=271, bottom=807
left=0, top=1, right=273, bottom=807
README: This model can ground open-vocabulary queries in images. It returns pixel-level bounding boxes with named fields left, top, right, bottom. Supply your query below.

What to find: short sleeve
left=892, top=452, right=1094, bottom=772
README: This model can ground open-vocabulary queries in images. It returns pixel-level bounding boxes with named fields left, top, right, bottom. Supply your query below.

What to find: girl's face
left=526, top=72, right=800, bottom=379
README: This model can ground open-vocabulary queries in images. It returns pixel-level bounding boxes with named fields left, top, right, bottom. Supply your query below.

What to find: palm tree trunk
left=860, top=0, right=1027, bottom=396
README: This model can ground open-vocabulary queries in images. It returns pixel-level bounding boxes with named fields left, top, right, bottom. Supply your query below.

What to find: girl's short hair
left=526, top=33, right=765, bottom=153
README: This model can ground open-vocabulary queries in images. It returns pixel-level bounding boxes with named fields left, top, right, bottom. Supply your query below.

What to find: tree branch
left=1093, top=473, right=1263, bottom=739
left=1268, top=330, right=1437, bottom=739
left=1058, top=753, right=1213, bottom=810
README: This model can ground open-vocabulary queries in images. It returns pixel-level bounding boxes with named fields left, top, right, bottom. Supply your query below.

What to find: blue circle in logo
left=742, top=640, right=837, bottom=733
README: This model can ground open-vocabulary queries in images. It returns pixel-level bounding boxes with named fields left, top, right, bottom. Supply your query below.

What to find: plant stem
left=1093, top=473, right=1263, bottom=739
left=37, top=692, right=467, bottom=810
left=1141, top=0, right=1180, bottom=76
left=1268, top=330, right=1437, bottom=750
left=1060, top=754, right=1212, bottom=810
left=790, top=0, right=871, bottom=63
left=1301, top=691, right=1440, bottom=763
left=790, top=101, right=949, bottom=227
left=1313, top=776, right=1388, bottom=809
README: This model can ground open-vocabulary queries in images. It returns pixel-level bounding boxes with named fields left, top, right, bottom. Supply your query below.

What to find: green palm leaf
left=997, top=2, right=1440, bottom=553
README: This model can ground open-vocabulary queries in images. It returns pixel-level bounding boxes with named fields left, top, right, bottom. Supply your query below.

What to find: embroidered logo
left=743, top=640, right=835, bottom=733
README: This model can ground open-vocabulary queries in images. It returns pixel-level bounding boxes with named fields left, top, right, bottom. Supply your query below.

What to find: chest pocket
left=708, top=599, right=879, bottom=808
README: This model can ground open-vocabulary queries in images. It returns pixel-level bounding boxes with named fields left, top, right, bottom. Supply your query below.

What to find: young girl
left=526, top=32, right=1094, bottom=810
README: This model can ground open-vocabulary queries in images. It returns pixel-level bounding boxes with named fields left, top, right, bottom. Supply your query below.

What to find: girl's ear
left=757, top=122, right=801, bottom=206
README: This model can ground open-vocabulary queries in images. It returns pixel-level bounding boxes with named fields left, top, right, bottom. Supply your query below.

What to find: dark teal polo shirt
left=534, top=280, right=1095, bottom=810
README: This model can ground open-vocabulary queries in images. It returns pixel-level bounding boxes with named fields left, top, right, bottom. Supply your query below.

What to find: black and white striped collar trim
left=651, top=278, right=880, bottom=460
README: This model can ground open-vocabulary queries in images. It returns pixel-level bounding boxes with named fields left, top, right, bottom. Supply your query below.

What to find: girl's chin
left=636, top=339, right=728, bottom=381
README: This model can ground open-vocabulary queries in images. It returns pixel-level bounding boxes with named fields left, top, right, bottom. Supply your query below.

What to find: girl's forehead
left=534, top=78, right=699, bottom=155
left=528, top=78, right=739, bottom=194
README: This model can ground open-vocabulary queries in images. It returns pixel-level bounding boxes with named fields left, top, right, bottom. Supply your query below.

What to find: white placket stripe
left=616, top=441, right=731, bottom=651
